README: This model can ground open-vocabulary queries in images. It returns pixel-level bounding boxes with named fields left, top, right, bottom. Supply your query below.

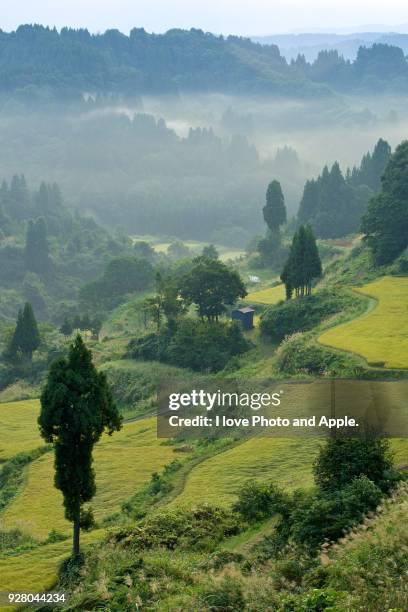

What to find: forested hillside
left=1, top=26, right=408, bottom=101
left=0, top=176, right=129, bottom=323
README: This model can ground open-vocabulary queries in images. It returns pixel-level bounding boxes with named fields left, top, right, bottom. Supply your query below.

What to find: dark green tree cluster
left=260, top=290, right=349, bottom=343
left=130, top=318, right=249, bottom=373
left=129, top=258, right=249, bottom=372
left=133, top=241, right=156, bottom=261
left=60, top=314, right=102, bottom=339
left=80, top=256, right=155, bottom=309
left=297, top=163, right=362, bottom=238
left=281, top=225, right=322, bottom=299
left=347, top=138, right=391, bottom=192
left=180, top=256, right=247, bottom=321
left=39, top=335, right=122, bottom=555
left=297, top=140, right=391, bottom=239
left=361, top=140, right=408, bottom=265
left=8, top=302, right=40, bottom=362
left=141, top=273, right=186, bottom=332
left=0, top=174, right=130, bottom=323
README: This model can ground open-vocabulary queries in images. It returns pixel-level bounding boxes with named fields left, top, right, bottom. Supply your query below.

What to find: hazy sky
left=1, top=0, right=408, bottom=36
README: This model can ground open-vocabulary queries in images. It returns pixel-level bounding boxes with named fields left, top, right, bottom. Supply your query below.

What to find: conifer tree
left=281, top=225, right=322, bottom=298
left=361, top=140, right=408, bottom=264
left=9, top=302, right=40, bottom=361
left=263, top=180, right=287, bottom=234
left=39, top=336, right=122, bottom=556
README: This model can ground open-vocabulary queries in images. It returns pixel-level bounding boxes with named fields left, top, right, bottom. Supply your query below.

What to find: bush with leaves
left=233, top=480, right=291, bottom=522
left=111, top=505, right=241, bottom=551
left=129, top=318, right=249, bottom=373
left=260, top=290, right=352, bottom=343
left=199, top=576, right=246, bottom=611
left=313, top=435, right=397, bottom=493
left=275, top=333, right=360, bottom=376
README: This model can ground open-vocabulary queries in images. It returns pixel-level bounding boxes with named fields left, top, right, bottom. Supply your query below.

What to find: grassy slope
left=2, top=418, right=176, bottom=539
left=319, top=276, right=408, bottom=368
left=0, top=400, right=42, bottom=461
left=325, top=483, right=408, bottom=611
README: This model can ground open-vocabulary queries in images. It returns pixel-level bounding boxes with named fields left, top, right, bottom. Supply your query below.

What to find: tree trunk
left=73, top=517, right=80, bottom=556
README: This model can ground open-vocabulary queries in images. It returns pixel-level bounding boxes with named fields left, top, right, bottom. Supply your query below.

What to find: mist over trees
left=297, top=139, right=392, bottom=238
left=361, top=140, right=408, bottom=265
left=0, top=175, right=129, bottom=322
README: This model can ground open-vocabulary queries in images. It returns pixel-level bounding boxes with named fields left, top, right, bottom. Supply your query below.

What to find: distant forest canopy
left=1, top=25, right=408, bottom=100
left=297, top=139, right=391, bottom=238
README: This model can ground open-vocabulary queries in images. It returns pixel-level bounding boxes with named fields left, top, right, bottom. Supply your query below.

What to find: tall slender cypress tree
left=39, top=335, right=122, bottom=556
left=263, top=180, right=287, bottom=234
left=8, top=302, right=40, bottom=361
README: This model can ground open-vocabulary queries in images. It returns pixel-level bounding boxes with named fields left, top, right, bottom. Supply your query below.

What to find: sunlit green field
left=246, top=284, right=286, bottom=305
left=2, top=418, right=176, bottom=539
left=319, top=277, right=408, bottom=369
left=0, top=400, right=42, bottom=461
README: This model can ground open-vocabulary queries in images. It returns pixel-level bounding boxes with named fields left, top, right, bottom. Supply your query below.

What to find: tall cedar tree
left=180, top=256, right=247, bottom=322
left=361, top=140, right=408, bottom=265
left=263, top=180, right=287, bottom=234
left=9, top=302, right=40, bottom=361
left=281, top=225, right=322, bottom=298
left=38, top=335, right=122, bottom=556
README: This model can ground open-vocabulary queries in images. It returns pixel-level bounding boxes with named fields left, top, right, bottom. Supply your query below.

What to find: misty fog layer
left=0, top=92, right=406, bottom=245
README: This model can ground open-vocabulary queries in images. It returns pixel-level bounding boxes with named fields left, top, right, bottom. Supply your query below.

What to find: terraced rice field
left=0, top=530, right=104, bottom=604
left=319, top=277, right=408, bottom=369
left=246, top=284, right=286, bottom=305
left=1, top=418, right=176, bottom=539
left=171, top=437, right=318, bottom=507
left=0, top=399, right=42, bottom=460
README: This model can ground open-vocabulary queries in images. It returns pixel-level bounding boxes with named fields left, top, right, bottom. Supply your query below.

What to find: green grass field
left=246, top=284, right=286, bottom=305
left=319, top=277, right=408, bottom=369
left=2, top=418, right=176, bottom=539
left=0, top=400, right=42, bottom=461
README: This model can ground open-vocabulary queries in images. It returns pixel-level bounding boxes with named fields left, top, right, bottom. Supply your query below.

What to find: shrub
left=290, top=477, right=383, bottom=550
left=46, top=529, right=68, bottom=543
left=167, top=319, right=249, bottom=372
left=233, top=480, right=290, bottom=522
left=313, top=436, right=397, bottom=493
left=199, top=576, right=246, bottom=611
left=260, top=290, right=353, bottom=343
left=110, top=505, right=241, bottom=551
left=275, top=333, right=358, bottom=376
left=129, top=319, right=250, bottom=373
left=277, top=588, right=344, bottom=611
